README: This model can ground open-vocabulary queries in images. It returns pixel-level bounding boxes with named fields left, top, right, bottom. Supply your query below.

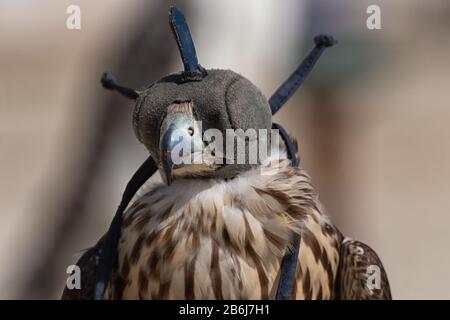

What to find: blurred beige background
left=1, top=0, right=449, bottom=299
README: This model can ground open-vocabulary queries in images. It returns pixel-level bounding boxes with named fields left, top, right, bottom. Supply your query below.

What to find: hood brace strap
left=94, top=157, right=157, bottom=299
left=272, top=123, right=300, bottom=299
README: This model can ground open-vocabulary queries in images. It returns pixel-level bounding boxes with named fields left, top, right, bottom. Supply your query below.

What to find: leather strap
left=269, top=34, right=337, bottom=115
left=94, top=156, right=157, bottom=299
left=169, top=6, right=207, bottom=81
left=272, top=123, right=301, bottom=300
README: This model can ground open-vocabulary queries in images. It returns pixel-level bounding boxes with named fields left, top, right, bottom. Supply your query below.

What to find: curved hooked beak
left=159, top=106, right=208, bottom=184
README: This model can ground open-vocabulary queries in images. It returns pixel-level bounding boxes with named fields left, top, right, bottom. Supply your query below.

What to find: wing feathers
left=337, top=239, right=391, bottom=300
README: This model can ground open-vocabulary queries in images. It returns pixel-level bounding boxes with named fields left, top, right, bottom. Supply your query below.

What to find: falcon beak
left=159, top=105, right=205, bottom=185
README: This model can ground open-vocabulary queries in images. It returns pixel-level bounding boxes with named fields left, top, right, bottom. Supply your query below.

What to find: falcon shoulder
left=336, top=238, right=392, bottom=300
left=61, top=237, right=104, bottom=300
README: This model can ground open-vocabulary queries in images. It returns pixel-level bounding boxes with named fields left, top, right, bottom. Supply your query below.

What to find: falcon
left=62, top=6, right=391, bottom=300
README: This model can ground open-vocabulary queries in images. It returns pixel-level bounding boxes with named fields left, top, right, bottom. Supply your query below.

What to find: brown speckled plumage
left=62, top=146, right=391, bottom=300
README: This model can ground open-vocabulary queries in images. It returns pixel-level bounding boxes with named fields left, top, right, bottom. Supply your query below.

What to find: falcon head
left=134, top=69, right=272, bottom=184
left=101, top=6, right=335, bottom=185
left=103, top=7, right=272, bottom=184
